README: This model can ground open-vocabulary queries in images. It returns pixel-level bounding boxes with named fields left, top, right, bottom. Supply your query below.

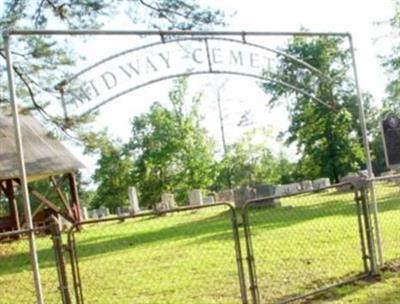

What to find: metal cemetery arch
left=56, top=36, right=336, bottom=118
left=3, top=29, right=379, bottom=304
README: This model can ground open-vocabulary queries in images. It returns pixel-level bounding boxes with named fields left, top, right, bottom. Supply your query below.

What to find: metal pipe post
left=229, top=209, right=248, bottom=304
left=348, top=34, right=383, bottom=266
left=50, top=217, right=72, bottom=304
left=3, top=30, right=44, bottom=304
left=360, top=188, right=378, bottom=275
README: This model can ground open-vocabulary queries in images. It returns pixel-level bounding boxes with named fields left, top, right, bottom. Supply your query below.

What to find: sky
left=2, top=0, right=398, bottom=177
left=63, top=0, right=396, bottom=177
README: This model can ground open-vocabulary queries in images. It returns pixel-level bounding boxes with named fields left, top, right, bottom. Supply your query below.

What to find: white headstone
left=116, top=207, right=123, bottom=217
left=217, top=189, right=234, bottom=202
left=189, top=189, right=203, bottom=206
left=128, top=186, right=140, bottom=214
left=81, top=207, right=88, bottom=220
left=96, top=208, right=104, bottom=218
left=154, top=202, right=169, bottom=212
left=88, top=209, right=97, bottom=219
left=161, top=193, right=176, bottom=209
left=300, top=180, right=313, bottom=191
left=204, top=196, right=215, bottom=204
left=101, top=207, right=110, bottom=217
left=313, top=178, right=331, bottom=190
left=276, top=183, right=301, bottom=195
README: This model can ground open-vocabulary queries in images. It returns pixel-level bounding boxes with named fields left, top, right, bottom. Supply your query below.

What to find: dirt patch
left=0, top=244, right=12, bottom=257
left=381, top=260, right=400, bottom=273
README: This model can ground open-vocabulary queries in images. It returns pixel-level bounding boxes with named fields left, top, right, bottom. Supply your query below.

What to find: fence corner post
left=50, top=216, right=72, bottom=304
left=355, top=181, right=378, bottom=276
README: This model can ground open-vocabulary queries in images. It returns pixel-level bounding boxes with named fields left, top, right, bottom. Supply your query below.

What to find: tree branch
left=139, top=0, right=189, bottom=20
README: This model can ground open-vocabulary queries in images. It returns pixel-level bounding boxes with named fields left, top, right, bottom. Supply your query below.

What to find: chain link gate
left=241, top=181, right=378, bottom=304
left=64, top=203, right=248, bottom=304
left=4, top=180, right=389, bottom=303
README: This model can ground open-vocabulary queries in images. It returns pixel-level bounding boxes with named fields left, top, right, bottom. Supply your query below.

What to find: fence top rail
left=3, top=29, right=350, bottom=37
left=67, top=202, right=235, bottom=238
left=0, top=226, right=47, bottom=238
left=369, top=173, right=400, bottom=182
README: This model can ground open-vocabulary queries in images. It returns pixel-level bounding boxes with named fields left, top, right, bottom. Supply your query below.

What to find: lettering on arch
left=59, top=37, right=331, bottom=118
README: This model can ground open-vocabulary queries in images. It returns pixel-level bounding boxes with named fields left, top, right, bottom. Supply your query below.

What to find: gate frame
left=3, top=29, right=381, bottom=303
left=241, top=181, right=377, bottom=304
left=66, top=202, right=248, bottom=304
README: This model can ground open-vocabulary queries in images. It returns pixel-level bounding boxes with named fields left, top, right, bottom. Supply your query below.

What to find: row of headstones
left=275, top=178, right=331, bottom=196
left=154, top=190, right=216, bottom=212
left=80, top=178, right=333, bottom=220
left=80, top=207, right=110, bottom=220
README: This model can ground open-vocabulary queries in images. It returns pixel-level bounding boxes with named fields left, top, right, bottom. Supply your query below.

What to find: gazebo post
left=5, top=179, right=20, bottom=230
left=68, top=173, right=81, bottom=223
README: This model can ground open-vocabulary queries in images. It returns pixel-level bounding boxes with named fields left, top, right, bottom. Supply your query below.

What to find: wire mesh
left=0, top=228, right=61, bottom=304
left=67, top=204, right=244, bottom=304
left=243, top=184, right=366, bottom=303
left=370, top=177, right=400, bottom=265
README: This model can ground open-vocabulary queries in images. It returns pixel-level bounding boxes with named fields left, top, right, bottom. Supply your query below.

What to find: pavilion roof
left=0, top=114, right=84, bottom=182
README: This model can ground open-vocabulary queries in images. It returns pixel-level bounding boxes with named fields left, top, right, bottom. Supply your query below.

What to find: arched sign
left=58, top=36, right=335, bottom=118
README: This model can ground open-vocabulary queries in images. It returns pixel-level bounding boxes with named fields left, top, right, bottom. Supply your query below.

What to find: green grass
left=1, top=182, right=400, bottom=303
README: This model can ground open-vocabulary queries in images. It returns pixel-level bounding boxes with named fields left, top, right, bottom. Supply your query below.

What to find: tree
left=0, top=0, right=226, bottom=129
left=127, top=78, right=216, bottom=206
left=82, top=131, right=133, bottom=211
left=262, top=36, right=365, bottom=183
left=212, top=128, right=297, bottom=190
left=382, top=1, right=400, bottom=115
left=376, top=1, right=400, bottom=174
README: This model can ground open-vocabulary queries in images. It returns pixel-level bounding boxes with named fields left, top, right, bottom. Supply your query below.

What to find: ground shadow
left=1, top=189, right=400, bottom=276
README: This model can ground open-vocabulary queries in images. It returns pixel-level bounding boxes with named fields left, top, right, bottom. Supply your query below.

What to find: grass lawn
left=0, top=181, right=399, bottom=303
left=305, top=262, right=400, bottom=303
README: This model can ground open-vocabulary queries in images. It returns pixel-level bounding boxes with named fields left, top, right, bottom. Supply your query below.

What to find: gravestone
left=116, top=207, right=124, bottom=217
left=154, top=202, right=169, bottom=213
left=254, top=184, right=275, bottom=198
left=217, top=189, right=234, bottom=202
left=254, top=184, right=280, bottom=207
left=300, top=180, right=313, bottom=191
left=59, top=215, right=71, bottom=231
left=382, top=113, right=400, bottom=169
left=276, top=183, right=301, bottom=196
left=161, top=193, right=176, bottom=209
left=312, top=178, right=331, bottom=190
left=234, top=187, right=256, bottom=209
left=203, top=196, right=215, bottom=204
left=87, top=209, right=98, bottom=219
left=80, top=207, right=88, bottom=220
left=96, top=208, right=105, bottom=218
left=103, top=207, right=110, bottom=217
left=338, top=173, right=360, bottom=192
left=189, top=189, right=203, bottom=206
left=128, top=186, right=140, bottom=214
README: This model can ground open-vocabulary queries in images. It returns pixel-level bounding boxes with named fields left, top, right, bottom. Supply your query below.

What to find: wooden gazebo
left=0, top=114, right=85, bottom=232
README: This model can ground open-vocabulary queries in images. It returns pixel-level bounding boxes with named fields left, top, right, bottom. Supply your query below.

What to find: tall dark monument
left=382, top=113, right=400, bottom=169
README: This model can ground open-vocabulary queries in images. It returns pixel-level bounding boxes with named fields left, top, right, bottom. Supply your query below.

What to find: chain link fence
left=67, top=203, right=246, bottom=304
left=2, top=179, right=400, bottom=304
left=370, top=176, right=400, bottom=265
left=0, top=227, right=62, bottom=304
left=242, top=183, right=372, bottom=304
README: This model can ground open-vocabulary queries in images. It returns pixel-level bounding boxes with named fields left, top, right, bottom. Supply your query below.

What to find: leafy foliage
left=0, top=0, right=225, bottom=128
left=127, top=78, right=216, bottom=206
left=82, top=131, right=133, bottom=211
left=213, top=128, right=297, bottom=190
left=262, top=36, right=365, bottom=182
